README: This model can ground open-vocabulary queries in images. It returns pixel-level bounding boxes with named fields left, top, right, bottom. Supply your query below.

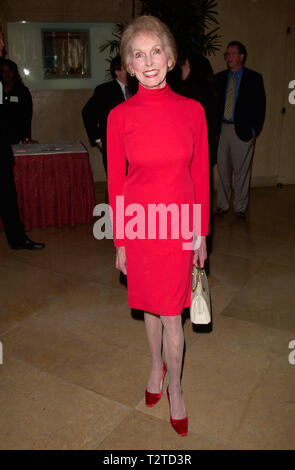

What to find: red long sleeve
left=107, top=107, right=127, bottom=246
left=191, top=102, right=210, bottom=236
left=107, top=84, right=210, bottom=248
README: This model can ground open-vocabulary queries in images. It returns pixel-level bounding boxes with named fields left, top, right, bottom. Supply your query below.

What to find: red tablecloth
left=5, top=144, right=96, bottom=231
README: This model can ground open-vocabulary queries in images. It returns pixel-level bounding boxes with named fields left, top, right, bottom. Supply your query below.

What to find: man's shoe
left=236, top=211, right=246, bottom=220
left=10, top=236, right=45, bottom=250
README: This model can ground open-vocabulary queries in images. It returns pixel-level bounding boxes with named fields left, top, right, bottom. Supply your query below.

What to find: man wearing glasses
left=215, top=41, right=266, bottom=219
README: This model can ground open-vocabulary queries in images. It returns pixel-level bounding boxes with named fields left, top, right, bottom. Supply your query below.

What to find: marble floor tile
left=136, top=315, right=294, bottom=447
left=28, top=223, right=99, bottom=249
left=0, top=357, right=129, bottom=450
left=98, top=410, right=232, bottom=450
left=212, top=225, right=295, bottom=268
left=248, top=186, right=295, bottom=227
left=208, top=251, right=262, bottom=291
left=210, top=283, right=238, bottom=317
left=0, top=234, right=12, bottom=257
left=0, top=257, right=80, bottom=334
left=6, top=237, right=115, bottom=282
left=0, top=186, right=294, bottom=449
left=32, top=278, right=128, bottom=314
left=214, top=186, right=295, bottom=234
left=2, top=299, right=152, bottom=407
left=231, top=354, right=295, bottom=449
left=94, top=265, right=128, bottom=290
left=222, top=262, right=295, bottom=331
left=181, top=316, right=295, bottom=447
left=2, top=280, right=150, bottom=353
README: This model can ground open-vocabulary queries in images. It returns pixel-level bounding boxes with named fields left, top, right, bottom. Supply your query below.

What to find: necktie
left=224, top=72, right=236, bottom=120
left=125, top=85, right=131, bottom=100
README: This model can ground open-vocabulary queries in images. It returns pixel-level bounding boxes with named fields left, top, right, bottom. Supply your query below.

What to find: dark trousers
left=204, top=164, right=215, bottom=277
left=0, top=164, right=25, bottom=246
left=102, top=151, right=107, bottom=174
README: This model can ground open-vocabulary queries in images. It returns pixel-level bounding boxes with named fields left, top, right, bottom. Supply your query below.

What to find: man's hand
left=96, top=141, right=103, bottom=152
left=116, top=246, right=127, bottom=274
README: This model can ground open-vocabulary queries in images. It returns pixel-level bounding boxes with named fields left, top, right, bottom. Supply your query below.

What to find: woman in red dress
left=107, top=16, right=209, bottom=436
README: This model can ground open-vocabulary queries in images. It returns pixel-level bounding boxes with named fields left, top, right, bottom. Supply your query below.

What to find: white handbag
left=190, top=265, right=211, bottom=324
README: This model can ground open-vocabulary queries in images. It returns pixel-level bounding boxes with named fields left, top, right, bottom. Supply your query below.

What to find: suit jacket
left=2, top=82, right=33, bottom=144
left=177, top=81, right=218, bottom=167
left=0, top=58, right=14, bottom=168
left=82, top=80, right=125, bottom=157
left=215, top=67, right=266, bottom=141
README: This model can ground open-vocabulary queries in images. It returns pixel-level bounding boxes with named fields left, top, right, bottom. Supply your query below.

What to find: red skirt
left=125, top=242, right=193, bottom=316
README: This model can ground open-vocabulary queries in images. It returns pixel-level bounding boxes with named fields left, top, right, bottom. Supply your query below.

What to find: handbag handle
left=192, top=264, right=206, bottom=292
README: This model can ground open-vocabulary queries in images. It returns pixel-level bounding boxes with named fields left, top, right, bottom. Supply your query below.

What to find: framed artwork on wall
left=42, top=29, right=90, bottom=78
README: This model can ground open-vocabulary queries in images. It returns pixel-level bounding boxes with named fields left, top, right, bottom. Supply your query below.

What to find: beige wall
left=1, top=0, right=141, bottom=181
left=277, top=0, right=295, bottom=185
left=31, top=89, right=104, bottom=181
left=1, top=0, right=295, bottom=184
left=1, top=0, right=139, bottom=23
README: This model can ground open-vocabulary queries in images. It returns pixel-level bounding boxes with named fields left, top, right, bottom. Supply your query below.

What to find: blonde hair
left=121, top=15, right=177, bottom=72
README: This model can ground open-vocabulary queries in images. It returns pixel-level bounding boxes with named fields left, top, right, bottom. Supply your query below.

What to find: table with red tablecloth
left=7, top=141, right=96, bottom=231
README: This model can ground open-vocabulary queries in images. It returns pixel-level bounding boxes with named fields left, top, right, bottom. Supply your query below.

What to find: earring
left=167, top=65, right=173, bottom=72
left=129, top=71, right=135, bottom=77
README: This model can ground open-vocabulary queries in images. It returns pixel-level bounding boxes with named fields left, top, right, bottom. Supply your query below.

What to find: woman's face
left=128, top=31, right=172, bottom=89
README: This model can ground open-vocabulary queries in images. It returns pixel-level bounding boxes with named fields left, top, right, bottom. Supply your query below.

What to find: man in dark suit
left=215, top=41, right=266, bottom=219
left=0, top=33, right=44, bottom=250
left=82, top=55, right=130, bottom=174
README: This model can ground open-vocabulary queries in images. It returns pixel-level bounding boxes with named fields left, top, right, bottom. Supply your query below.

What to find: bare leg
left=161, top=314, right=186, bottom=419
left=144, top=312, right=164, bottom=393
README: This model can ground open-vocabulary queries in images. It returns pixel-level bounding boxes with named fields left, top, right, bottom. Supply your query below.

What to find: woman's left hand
left=193, top=236, right=207, bottom=268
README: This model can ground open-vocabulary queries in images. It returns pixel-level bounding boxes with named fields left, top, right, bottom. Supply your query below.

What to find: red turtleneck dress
left=107, top=83, right=209, bottom=316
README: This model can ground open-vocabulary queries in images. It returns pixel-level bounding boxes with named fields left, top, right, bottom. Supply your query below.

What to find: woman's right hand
left=116, top=246, right=127, bottom=274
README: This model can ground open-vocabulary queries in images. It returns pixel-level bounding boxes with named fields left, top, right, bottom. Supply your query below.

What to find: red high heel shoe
left=167, top=386, right=188, bottom=436
left=145, top=362, right=167, bottom=407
